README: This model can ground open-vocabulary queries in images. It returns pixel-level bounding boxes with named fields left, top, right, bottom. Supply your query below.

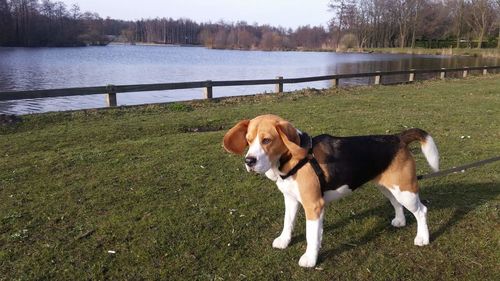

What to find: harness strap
left=280, top=148, right=313, bottom=180
left=308, top=156, right=327, bottom=196
left=279, top=133, right=328, bottom=196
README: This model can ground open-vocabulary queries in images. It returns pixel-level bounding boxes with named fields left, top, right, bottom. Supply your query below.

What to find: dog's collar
left=280, top=132, right=312, bottom=179
left=279, top=133, right=327, bottom=194
left=279, top=148, right=312, bottom=180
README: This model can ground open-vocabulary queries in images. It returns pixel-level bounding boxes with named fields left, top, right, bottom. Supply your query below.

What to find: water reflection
left=0, top=45, right=498, bottom=114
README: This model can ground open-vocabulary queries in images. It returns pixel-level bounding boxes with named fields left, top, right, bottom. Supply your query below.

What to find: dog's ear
left=223, top=119, right=250, bottom=154
left=276, top=121, right=307, bottom=159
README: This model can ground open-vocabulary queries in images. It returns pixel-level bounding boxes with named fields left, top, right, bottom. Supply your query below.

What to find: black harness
left=279, top=133, right=328, bottom=195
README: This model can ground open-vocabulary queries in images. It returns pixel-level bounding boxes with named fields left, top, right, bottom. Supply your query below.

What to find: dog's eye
left=262, top=138, right=272, bottom=145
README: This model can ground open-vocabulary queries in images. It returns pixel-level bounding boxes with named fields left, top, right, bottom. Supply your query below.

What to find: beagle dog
left=223, top=114, right=439, bottom=267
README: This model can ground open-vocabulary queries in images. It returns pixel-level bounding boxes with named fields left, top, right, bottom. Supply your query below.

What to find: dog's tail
left=399, top=128, right=439, bottom=172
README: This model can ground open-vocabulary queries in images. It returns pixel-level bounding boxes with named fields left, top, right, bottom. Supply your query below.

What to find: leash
left=417, top=156, right=500, bottom=180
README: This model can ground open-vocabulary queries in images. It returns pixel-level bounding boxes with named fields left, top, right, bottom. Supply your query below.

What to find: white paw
left=272, top=236, right=291, bottom=249
left=298, top=253, right=317, bottom=268
left=391, top=217, right=406, bottom=227
left=414, top=235, right=429, bottom=246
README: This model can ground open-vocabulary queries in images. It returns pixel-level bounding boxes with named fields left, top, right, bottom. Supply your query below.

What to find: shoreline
left=109, top=42, right=500, bottom=58
left=4, top=42, right=499, bottom=58
left=349, top=47, right=500, bottom=58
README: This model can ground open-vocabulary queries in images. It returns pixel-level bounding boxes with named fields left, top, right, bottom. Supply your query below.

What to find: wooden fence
left=0, top=66, right=499, bottom=107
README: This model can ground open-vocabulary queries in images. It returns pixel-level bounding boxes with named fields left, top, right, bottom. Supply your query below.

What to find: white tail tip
left=422, top=135, right=439, bottom=172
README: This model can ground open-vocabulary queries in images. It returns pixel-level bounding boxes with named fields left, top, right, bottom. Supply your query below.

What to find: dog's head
left=223, top=114, right=307, bottom=174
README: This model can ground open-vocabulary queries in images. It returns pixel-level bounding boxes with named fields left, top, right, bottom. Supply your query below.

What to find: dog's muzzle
left=245, top=156, right=257, bottom=167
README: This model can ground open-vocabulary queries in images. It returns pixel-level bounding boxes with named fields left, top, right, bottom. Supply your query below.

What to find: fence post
left=204, top=80, right=213, bottom=99
left=482, top=66, right=488, bottom=75
left=275, top=76, right=283, bottom=93
left=440, top=68, right=446, bottom=80
left=332, top=77, right=339, bottom=88
left=106, top=85, right=117, bottom=107
left=374, top=71, right=381, bottom=85
left=409, top=69, right=415, bottom=82
left=463, top=67, right=468, bottom=78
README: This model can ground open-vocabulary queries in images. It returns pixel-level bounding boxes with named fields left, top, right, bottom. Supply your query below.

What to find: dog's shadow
left=287, top=182, right=498, bottom=264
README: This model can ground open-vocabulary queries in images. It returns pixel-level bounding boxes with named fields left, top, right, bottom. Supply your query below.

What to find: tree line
left=0, top=0, right=119, bottom=46
left=329, top=0, right=500, bottom=49
left=0, top=0, right=498, bottom=49
left=132, top=20, right=330, bottom=50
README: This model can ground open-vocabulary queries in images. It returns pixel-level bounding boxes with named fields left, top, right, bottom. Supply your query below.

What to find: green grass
left=1, top=75, right=499, bottom=280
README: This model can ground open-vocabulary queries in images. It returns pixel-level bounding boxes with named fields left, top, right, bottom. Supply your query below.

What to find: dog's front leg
left=299, top=209, right=324, bottom=268
left=273, top=193, right=299, bottom=249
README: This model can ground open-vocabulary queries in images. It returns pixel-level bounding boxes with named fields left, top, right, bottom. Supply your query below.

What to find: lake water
left=0, top=45, right=498, bottom=114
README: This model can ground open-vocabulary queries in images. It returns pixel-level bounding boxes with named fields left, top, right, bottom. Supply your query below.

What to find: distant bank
left=108, top=42, right=500, bottom=58
left=349, top=48, right=500, bottom=59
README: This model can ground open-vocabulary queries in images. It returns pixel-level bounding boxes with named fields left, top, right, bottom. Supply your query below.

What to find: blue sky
left=60, top=0, right=332, bottom=29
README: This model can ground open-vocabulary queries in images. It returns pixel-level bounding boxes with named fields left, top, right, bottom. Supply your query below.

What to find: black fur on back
left=312, top=134, right=402, bottom=191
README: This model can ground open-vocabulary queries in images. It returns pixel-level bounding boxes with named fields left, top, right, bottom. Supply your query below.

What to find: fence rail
left=1, top=65, right=499, bottom=107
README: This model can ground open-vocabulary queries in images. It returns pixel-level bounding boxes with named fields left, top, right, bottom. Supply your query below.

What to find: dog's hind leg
left=375, top=147, right=429, bottom=245
left=273, top=193, right=299, bottom=249
left=389, top=185, right=430, bottom=246
left=377, top=185, right=406, bottom=227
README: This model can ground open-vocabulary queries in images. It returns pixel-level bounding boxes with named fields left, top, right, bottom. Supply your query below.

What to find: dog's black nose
left=245, top=156, right=257, bottom=167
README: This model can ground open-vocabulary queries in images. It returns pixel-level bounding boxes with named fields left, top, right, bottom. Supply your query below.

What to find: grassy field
left=0, top=75, right=499, bottom=280
left=363, top=47, right=500, bottom=58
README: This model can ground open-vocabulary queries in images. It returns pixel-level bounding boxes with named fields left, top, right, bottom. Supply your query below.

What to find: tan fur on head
left=223, top=115, right=305, bottom=161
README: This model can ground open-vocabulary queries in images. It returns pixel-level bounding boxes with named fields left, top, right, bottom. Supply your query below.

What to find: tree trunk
left=399, top=27, right=406, bottom=48
left=498, top=25, right=500, bottom=48
left=477, top=28, right=484, bottom=49
left=411, top=1, right=420, bottom=49
left=410, top=27, right=416, bottom=48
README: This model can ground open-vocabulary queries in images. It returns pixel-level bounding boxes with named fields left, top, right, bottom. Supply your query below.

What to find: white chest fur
left=266, top=168, right=302, bottom=203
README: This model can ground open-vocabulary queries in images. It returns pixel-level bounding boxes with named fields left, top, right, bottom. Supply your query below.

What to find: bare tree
left=329, top=0, right=353, bottom=49
left=0, top=0, right=13, bottom=44
left=496, top=0, right=500, bottom=48
left=237, top=29, right=256, bottom=49
left=466, top=0, right=495, bottom=48
left=260, top=30, right=280, bottom=50
left=394, top=0, right=417, bottom=48
left=410, top=0, right=423, bottom=48
left=213, top=28, right=227, bottom=49
left=448, top=0, right=467, bottom=48
left=293, top=25, right=327, bottom=49
left=199, top=28, right=214, bottom=48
